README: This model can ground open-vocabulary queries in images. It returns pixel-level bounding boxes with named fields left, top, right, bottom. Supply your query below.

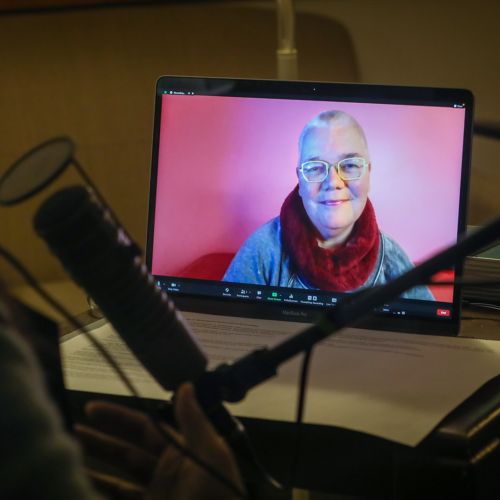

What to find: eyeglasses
left=299, top=157, right=368, bottom=182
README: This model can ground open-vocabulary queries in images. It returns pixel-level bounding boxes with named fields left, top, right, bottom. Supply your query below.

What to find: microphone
left=34, top=186, right=272, bottom=481
left=33, top=185, right=208, bottom=391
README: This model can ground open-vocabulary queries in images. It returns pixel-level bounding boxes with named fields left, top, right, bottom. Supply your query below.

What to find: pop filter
left=0, top=137, right=75, bottom=205
left=0, top=137, right=135, bottom=249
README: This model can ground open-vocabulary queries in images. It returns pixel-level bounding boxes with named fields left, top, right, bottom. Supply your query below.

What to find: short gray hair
left=298, top=110, right=369, bottom=158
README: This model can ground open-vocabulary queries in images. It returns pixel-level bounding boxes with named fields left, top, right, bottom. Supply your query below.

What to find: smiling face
left=297, top=122, right=371, bottom=245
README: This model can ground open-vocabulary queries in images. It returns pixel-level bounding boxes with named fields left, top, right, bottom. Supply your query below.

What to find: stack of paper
left=60, top=312, right=500, bottom=446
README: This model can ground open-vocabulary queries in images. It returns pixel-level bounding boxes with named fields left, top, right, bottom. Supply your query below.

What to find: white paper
left=304, top=330, right=500, bottom=445
left=60, top=312, right=500, bottom=446
left=60, top=324, right=171, bottom=400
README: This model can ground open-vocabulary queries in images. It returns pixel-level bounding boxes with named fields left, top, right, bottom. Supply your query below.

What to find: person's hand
left=75, top=383, right=245, bottom=500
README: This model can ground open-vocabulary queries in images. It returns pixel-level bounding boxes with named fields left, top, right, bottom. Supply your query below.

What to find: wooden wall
left=0, top=2, right=358, bottom=286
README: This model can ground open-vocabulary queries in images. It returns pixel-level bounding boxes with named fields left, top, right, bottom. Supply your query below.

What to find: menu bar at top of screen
left=159, top=87, right=469, bottom=109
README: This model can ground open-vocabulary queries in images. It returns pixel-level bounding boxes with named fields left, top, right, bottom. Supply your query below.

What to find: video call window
left=151, top=94, right=466, bottom=304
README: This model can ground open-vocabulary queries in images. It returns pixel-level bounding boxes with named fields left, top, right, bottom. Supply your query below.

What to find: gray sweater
left=223, top=216, right=434, bottom=301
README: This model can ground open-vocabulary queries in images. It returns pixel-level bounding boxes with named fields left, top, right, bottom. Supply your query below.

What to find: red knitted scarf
left=280, top=186, right=380, bottom=292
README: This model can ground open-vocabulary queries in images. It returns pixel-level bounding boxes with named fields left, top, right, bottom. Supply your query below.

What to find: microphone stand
left=182, top=216, right=500, bottom=487
left=276, top=0, right=298, bottom=80
left=196, top=217, right=500, bottom=409
left=162, top=215, right=500, bottom=485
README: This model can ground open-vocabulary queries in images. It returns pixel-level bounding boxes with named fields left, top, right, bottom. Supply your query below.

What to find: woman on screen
left=223, top=110, right=434, bottom=300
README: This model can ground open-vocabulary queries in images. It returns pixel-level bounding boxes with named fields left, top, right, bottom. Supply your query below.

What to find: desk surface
left=60, top=304, right=500, bottom=499
left=460, top=305, right=500, bottom=340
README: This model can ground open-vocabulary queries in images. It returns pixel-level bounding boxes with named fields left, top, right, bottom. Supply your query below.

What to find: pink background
left=152, top=95, right=465, bottom=281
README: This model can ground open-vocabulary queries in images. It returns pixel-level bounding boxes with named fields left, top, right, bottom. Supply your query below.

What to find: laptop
left=146, top=77, right=473, bottom=338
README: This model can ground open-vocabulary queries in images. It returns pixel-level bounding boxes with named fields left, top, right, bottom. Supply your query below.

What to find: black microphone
left=33, top=185, right=208, bottom=391
left=34, top=186, right=273, bottom=482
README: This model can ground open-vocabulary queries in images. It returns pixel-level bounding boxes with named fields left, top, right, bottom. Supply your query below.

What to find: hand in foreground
left=75, top=383, right=245, bottom=500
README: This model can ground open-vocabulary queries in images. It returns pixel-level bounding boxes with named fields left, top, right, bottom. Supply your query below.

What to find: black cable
left=0, top=244, right=249, bottom=500
left=465, top=302, right=500, bottom=313
left=462, top=317, right=500, bottom=324
left=288, top=346, right=313, bottom=489
left=473, top=121, right=500, bottom=140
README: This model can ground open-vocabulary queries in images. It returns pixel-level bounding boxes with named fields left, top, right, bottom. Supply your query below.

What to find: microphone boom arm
left=197, top=217, right=500, bottom=407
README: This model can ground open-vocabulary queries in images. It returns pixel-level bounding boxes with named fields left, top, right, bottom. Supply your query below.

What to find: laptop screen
left=146, top=77, right=473, bottom=336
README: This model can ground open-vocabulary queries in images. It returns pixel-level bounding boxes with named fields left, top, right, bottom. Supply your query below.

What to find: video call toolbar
left=155, top=276, right=452, bottom=320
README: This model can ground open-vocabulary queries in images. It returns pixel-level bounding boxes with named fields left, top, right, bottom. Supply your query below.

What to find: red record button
left=437, top=309, right=450, bottom=316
